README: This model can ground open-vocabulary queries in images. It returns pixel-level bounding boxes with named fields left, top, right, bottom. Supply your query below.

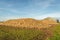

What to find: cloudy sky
left=0, top=0, right=60, bottom=21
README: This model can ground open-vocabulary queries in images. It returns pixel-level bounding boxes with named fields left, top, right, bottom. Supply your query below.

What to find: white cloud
left=0, top=12, right=60, bottom=21
left=7, top=4, right=13, bottom=7
left=0, top=1, right=13, bottom=8
left=33, top=12, right=60, bottom=19
left=0, top=16, right=20, bottom=21
left=10, top=9, right=20, bottom=13
left=31, top=0, right=55, bottom=9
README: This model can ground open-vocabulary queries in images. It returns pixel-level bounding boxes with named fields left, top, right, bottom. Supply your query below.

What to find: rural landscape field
left=0, top=0, right=60, bottom=40
left=0, top=17, right=60, bottom=40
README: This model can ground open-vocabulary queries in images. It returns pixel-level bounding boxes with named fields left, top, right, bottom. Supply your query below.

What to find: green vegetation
left=0, top=24, right=60, bottom=40
left=0, top=25, right=46, bottom=40
left=49, top=24, right=60, bottom=40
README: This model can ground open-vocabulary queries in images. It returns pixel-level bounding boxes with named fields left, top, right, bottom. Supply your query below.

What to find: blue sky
left=0, top=0, right=60, bottom=21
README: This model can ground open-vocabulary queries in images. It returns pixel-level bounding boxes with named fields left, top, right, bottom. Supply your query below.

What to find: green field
left=0, top=24, right=60, bottom=40
left=49, top=24, right=60, bottom=40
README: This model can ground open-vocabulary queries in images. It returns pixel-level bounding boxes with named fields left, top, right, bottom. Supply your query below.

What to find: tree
left=57, top=19, right=59, bottom=23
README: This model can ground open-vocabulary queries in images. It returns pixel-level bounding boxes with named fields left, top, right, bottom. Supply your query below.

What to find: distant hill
left=0, top=17, right=58, bottom=29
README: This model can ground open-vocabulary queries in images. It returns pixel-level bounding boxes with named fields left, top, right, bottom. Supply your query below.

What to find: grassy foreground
left=0, top=24, right=60, bottom=40
left=0, top=25, right=46, bottom=40
left=49, top=24, right=60, bottom=40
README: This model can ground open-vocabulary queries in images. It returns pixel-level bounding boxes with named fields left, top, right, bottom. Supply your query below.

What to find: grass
left=0, top=25, right=46, bottom=40
left=0, top=24, right=60, bottom=40
left=49, top=24, right=60, bottom=40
